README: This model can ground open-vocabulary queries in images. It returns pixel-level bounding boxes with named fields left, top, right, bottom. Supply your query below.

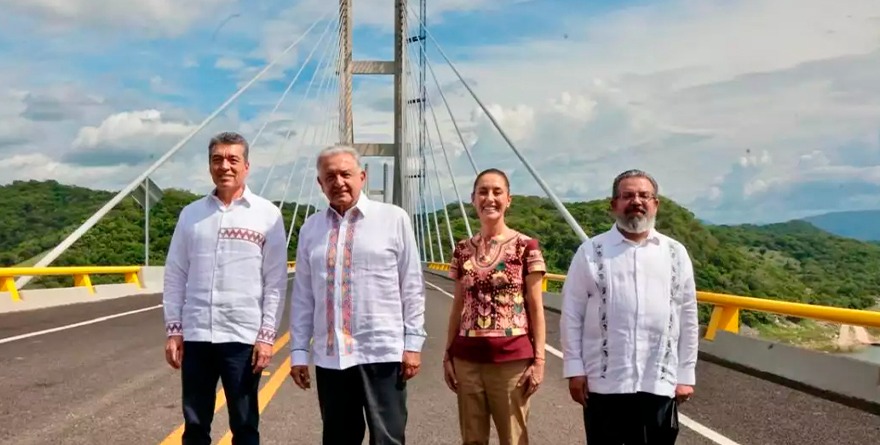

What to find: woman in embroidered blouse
left=443, top=168, right=547, bottom=445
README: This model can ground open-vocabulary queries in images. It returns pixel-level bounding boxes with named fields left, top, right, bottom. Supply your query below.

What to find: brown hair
left=472, top=168, right=510, bottom=194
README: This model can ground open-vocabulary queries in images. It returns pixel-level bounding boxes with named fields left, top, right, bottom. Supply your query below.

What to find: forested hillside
left=3, top=180, right=879, bottom=332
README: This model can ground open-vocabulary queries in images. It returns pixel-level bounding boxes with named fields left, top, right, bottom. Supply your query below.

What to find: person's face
left=471, top=173, right=511, bottom=223
left=610, top=176, right=659, bottom=233
left=209, top=143, right=249, bottom=191
left=317, top=153, right=365, bottom=211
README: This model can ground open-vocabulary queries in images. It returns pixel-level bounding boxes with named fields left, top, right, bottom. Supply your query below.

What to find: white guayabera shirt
left=289, top=193, right=427, bottom=371
left=163, top=186, right=289, bottom=346
left=560, top=224, right=699, bottom=398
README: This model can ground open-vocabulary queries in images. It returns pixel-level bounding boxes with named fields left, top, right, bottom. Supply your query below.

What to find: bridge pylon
left=338, top=0, right=409, bottom=208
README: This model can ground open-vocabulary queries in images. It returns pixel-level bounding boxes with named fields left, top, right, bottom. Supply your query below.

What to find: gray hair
left=612, top=169, right=659, bottom=198
left=209, top=131, right=249, bottom=161
left=316, top=144, right=362, bottom=171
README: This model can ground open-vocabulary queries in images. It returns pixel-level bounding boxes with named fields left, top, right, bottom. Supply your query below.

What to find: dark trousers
left=181, top=341, right=262, bottom=445
left=584, top=392, right=679, bottom=445
left=316, top=362, right=408, bottom=445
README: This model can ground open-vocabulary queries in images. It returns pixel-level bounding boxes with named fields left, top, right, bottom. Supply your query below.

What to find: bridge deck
left=1, top=276, right=879, bottom=444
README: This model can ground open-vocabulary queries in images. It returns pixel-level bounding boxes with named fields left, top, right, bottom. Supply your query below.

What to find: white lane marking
left=0, top=304, right=163, bottom=345
left=0, top=277, right=297, bottom=346
left=425, top=279, right=743, bottom=445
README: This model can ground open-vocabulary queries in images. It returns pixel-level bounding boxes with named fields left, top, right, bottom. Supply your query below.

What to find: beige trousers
left=453, top=358, right=531, bottom=445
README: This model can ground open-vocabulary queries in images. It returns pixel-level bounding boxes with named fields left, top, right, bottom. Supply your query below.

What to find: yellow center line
left=216, top=355, right=292, bottom=445
left=157, top=332, right=290, bottom=445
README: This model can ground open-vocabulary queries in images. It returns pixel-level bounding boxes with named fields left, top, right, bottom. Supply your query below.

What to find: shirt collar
left=609, top=222, right=661, bottom=246
left=209, top=185, right=254, bottom=208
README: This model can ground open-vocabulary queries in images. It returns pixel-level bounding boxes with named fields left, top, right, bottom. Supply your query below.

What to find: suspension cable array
left=22, top=1, right=591, bottom=282
left=402, top=3, right=590, bottom=255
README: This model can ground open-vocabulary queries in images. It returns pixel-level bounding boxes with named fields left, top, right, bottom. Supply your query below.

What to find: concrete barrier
left=140, top=266, right=166, bottom=290
left=699, top=331, right=880, bottom=412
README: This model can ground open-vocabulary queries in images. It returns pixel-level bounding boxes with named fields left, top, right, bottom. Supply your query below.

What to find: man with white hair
left=288, top=145, right=426, bottom=445
left=560, top=169, right=699, bottom=444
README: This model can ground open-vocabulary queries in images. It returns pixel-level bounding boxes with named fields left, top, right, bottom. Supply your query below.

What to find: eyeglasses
left=617, top=192, right=656, bottom=202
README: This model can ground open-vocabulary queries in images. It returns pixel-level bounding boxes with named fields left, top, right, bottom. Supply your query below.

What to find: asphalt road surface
left=1, top=274, right=878, bottom=444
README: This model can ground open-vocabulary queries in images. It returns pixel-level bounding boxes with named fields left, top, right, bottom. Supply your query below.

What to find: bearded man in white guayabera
left=162, top=131, right=288, bottom=445
left=560, top=169, right=699, bottom=444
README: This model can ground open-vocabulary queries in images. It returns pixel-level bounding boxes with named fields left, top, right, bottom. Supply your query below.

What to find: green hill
left=801, top=210, right=880, bottom=241
left=2, top=180, right=879, bottom=341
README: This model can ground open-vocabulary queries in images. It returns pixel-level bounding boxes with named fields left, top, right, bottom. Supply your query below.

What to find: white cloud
left=4, top=0, right=238, bottom=36
left=215, top=57, right=246, bottom=71
left=408, top=0, right=880, bottom=224
left=5, top=0, right=880, bottom=227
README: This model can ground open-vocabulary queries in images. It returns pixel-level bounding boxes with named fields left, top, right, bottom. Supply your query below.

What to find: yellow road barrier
left=0, top=266, right=143, bottom=301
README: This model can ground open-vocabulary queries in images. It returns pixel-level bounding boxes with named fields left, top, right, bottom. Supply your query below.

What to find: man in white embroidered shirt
left=162, top=131, right=288, bottom=445
left=288, top=145, right=426, bottom=445
left=560, top=169, right=699, bottom=444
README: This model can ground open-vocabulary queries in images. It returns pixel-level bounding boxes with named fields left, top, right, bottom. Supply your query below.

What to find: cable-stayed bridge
left=1, top=1, right=880, bottom=444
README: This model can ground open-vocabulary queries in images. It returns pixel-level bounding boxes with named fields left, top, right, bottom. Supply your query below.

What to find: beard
left=614, top=205, right=656, bottom=234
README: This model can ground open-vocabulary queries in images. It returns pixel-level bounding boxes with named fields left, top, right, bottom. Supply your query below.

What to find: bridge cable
left=284, top=61, right=343, bottom=247
left=404, top=78, right=432, bottom=263
left=422, top=92, right=472, bottom=239
left=422, top=98, right=462, bottom=252
left=425, top=132, right=457, bottom=253
left=419, top=45, right=478, bottom=177
left=402, top=49, right=439, bottom=262
left=284, top=115, right=339, bottom=247
left=18, top=8, right=336, bottom=288
left=407, top=6, right=590, bottom=243
left=403, top=39, right=456, bottom=257
left=401, top=38, right=474, bottom=242
left=276, top=21, right=342, bottom=214
left=285, top=18, right=345, bottom=248
left=413, top=0, right=434, bottom=263
left=404, top=9, right=477, bottom=178
left=258, top=17, right=336, bottom=196
left=276, top=32, right=340, bottom=216
left=424, top=162, right=446, bottom=263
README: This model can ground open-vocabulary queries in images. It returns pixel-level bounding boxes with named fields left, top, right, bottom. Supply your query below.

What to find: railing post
left=73, top=274, right=95, bottom=294
left=705, top=305, right=740, bottom=340
left=1, top=276, right=20, bottom=301
left=541, top=277, right=548, bottom=292
left=125, top=271, right=142, bottom=289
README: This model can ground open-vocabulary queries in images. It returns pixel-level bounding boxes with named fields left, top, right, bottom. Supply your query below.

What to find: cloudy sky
left=2, top=0, right=880, bottom=225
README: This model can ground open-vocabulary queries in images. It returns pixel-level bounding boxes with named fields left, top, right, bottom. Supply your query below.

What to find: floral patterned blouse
left=448, top=231, right=546, bottom=363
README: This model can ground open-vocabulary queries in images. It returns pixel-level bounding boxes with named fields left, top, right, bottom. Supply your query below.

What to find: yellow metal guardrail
left=424, top=262, right=880, bottom=341
left=0, top=260, right=299, bottom=302
left=0, top=266, right=143, bottom=302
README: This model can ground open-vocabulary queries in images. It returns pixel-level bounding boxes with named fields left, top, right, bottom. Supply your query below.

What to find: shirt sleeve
left=290, top=220, right=315, bottom=366
left=397, top=210, right=427, bottom=352
left=448, top=242, right=462, bottom=280
left=676, top=244, right=699, bottom=386
left=560, top=241, right=593, bottom=378
left=523, top=238, right=547, bottom=275
left=257, top=208, right=288, bottom=346
left=162, top=211, right=189, bottom=337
